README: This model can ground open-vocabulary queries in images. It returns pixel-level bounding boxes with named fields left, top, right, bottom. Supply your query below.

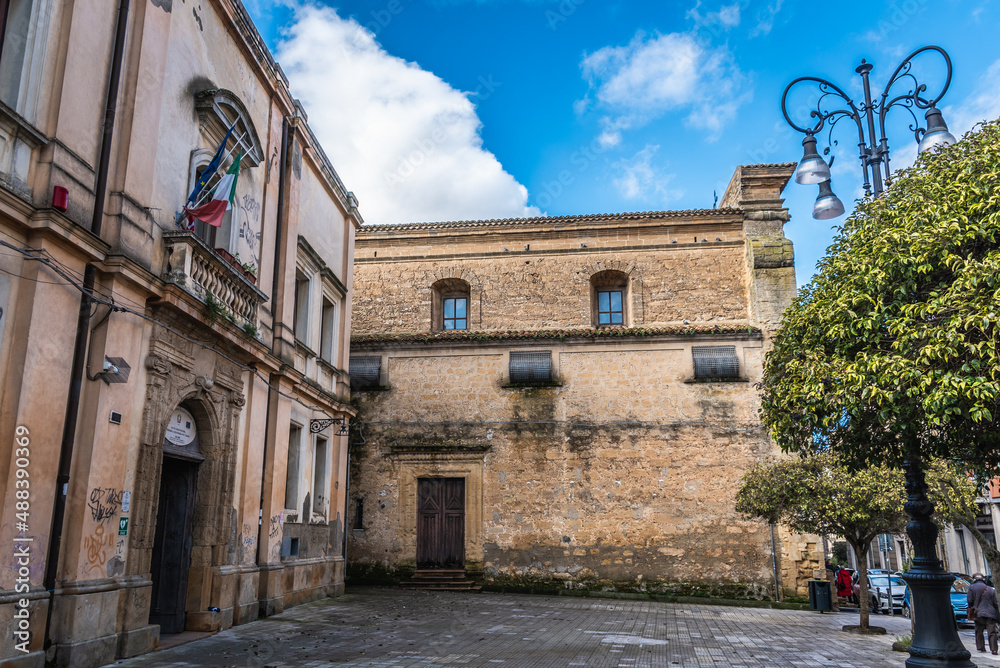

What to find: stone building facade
left=0, top=2, right=357, bottom=667
left=347, top=164, right=822, bottom=598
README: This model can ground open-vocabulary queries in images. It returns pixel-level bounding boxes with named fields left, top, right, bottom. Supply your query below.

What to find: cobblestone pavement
left=114, top=587, right=1000, bottom=668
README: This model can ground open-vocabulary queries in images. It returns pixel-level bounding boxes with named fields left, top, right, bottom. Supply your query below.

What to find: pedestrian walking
left=968, top=573, right=1000, bottom=654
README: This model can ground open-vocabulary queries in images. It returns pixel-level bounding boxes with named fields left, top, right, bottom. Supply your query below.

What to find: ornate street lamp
left=782, top=45, right=956, bottom=219
left=782, top=47, right=972, bottom=668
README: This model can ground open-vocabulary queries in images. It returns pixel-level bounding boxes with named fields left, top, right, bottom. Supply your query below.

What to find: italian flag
left=185, top=152, right=241, bottom=229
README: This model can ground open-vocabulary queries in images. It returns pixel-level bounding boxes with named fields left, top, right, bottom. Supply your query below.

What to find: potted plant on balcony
left=215, top=247, right=235, bottom=264
left=235, top=253, right=258, bottom=285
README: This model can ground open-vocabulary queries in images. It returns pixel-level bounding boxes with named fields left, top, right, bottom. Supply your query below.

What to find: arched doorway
left=149, top=404, right=205, bottom=634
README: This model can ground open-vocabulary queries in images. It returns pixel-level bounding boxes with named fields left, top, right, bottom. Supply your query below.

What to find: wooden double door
left=149, top=456, right=199, bottom=634
left=416, top=478, right=465, bottom=569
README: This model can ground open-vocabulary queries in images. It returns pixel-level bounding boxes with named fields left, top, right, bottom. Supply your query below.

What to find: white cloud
left=748, top=0, right=783, bottom=38
left=944, top=58, right=1000, bottom=137
left=611, top=144, right=681, bottom=203
left=580, top=31, right=751, bottom=139
left=686, top=1, right=741, bottom=33
left=274, top=4, right=539, bottom=224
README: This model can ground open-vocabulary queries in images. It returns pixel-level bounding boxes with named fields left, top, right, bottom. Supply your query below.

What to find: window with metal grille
left=443, top=297, right=467, bottom=330
left=349, top=356, right=382, bottom=389
left=692, top=345, right=740, bottom=379
left=597, top=290, right=624, bottom=325
left=509, top=351, right=552, bottom=383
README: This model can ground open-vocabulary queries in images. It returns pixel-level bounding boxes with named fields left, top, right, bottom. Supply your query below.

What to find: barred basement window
left=349, top=356, right=382, bottom=389
left=509, top=350, right=552, bottom=384
left=692, top=345, right=740, bottom=379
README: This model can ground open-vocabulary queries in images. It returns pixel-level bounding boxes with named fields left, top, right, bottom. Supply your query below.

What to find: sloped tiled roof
left=352, top=324, right=761, bottom=345
left=357, top=208, right=742, bottom=233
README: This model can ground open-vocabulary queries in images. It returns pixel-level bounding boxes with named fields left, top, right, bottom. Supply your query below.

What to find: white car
left=867, top=575, right=907, bottom=614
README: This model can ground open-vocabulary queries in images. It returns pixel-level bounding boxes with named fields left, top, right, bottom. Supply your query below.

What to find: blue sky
left=245, top=1, right=1000, bottom=286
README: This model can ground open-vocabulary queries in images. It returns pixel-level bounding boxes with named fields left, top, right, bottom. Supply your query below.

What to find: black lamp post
left=782, top=47, right=972, bottom=668
left=781, top=45, right=956, bottom=219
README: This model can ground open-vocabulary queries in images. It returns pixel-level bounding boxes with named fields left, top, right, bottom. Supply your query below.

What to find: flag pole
left=186, top=131, right=250, bottom=210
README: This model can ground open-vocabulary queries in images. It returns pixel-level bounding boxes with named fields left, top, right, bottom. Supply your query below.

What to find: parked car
left=902, top=575, right=971, bottom=623
left=852, top=568, right=891, bottom=584
left=854, top=575, right=907, bottom=614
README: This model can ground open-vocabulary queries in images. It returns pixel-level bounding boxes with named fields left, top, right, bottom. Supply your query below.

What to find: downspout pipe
left=44, top=0, right=130, bottom=650
left=257, top=118, right=289, bottom=562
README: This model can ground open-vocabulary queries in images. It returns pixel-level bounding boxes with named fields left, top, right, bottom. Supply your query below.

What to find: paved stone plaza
left=113, top=587, right=1000, bottom=667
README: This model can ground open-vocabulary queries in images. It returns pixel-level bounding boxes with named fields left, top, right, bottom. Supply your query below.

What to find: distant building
left=0, top=2, right=357, bottom=666
left=346, top=164, right=822, bottom=598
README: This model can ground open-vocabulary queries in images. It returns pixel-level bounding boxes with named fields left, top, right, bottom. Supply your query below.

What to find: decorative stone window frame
left=187, top=88, right=264, bottom=255
left=389, top=448, right=488, bottom=573
left=310, top=433, right=331, bottom=523
left=0, top=0, right=54, bottom=122
left=318, top=271, right=347, bottom=369
left=295, top=237, right=349, bottom=362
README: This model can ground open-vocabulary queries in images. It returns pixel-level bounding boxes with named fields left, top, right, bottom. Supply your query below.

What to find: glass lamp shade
left=794, top=134, right=831, bottom=185
left=918, top=106, right=957, bottom=154
left=813, top=180, right=845, bottom=220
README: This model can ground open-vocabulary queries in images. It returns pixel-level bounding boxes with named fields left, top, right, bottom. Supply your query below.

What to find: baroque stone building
left=347, top=164, right=822, bottom=598
left=0, top=2, right=357, bottom=667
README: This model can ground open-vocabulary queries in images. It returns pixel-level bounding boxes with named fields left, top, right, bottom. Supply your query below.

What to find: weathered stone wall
left=353, top=216, right=750, bottom=334
left=348, top=165, right=809, bottom=599
left=348, top=339, right=778, bottom=597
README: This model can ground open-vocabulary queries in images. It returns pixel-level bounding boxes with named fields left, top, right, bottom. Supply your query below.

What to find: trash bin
left=808, top=579, right=832, bottom=612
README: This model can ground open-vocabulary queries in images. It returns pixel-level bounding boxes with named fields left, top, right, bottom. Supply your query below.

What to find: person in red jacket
left=836, top=567, right=854, bottom=602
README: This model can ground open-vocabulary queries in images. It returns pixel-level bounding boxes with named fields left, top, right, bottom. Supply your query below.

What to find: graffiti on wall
left=87, top=487, right=124, bottom=523
left=83, top=524, right=115, bottom=574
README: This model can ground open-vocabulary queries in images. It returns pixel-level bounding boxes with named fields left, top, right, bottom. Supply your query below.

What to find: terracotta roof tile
left=352, top=324, right=761, bottom=345
left=357, top=208, right=742, bottom=233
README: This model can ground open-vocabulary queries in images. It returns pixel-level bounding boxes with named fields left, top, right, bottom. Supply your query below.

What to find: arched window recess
left=194, top=88, right=264, bottom=169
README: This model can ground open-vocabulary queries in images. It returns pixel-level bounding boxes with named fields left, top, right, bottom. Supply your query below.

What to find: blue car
left=902, top=575, right=971, bottom=622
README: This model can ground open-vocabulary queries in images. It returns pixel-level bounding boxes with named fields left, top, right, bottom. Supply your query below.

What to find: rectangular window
left=353, top=498, right=364, bottom=530
left=293, top=272, right=310, bottom=343
left=597, top=290, right=623, bottom=325
left=321, top=298, right=338, bottom=363
left=443, top=297, right=467, bottom=330
left=692, top=345, right=740, bottom=379
left=284, top=424, right=302, bottom=511
left=349, top=356, right=382, bottom=390
left=509, top=350, right=552, bottom=384
left=313, top=436, right=328, bottom=518
left=0, top=0, right=31, bottom=109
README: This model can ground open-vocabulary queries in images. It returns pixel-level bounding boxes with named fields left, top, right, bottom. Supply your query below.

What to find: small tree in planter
left=736, top=454, right=907, bottom=631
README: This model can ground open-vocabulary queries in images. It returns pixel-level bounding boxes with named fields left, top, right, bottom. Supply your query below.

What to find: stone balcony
left=162, top=231, right=267, bottom=328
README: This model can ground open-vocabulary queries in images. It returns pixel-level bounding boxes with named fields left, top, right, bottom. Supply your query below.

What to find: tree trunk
left=848, top=537, right=871, bottom=630
left=964, top=521, right=1000, bottom=579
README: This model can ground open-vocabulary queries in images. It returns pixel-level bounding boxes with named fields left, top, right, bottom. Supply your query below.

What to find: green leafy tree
left=925, top=459, right=1000, bottom=577
left=760, top=119, right=1000, bottom=472
left=736, top=453, right=907, bottom=630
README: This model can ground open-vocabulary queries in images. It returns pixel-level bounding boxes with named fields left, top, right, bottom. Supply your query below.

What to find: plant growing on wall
left=736, top=453, right=907, bottom=631
left=204, top=291, right=228, bottom=325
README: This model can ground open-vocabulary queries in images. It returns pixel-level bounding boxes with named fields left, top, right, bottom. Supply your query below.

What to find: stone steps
left=401, top=569, right=482, bottom=592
